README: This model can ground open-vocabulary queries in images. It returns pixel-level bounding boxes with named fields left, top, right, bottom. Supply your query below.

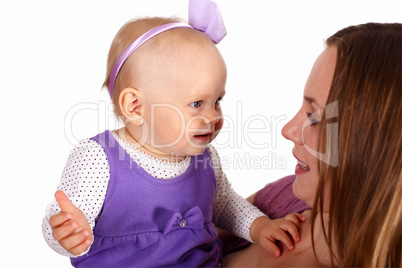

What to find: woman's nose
left=282, top=114, right=302, bottom=144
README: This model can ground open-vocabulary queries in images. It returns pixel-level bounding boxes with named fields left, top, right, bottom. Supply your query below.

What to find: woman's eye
left=190, top=101, right=202, bottom=108
left=307, top=112, right=319, bottom=126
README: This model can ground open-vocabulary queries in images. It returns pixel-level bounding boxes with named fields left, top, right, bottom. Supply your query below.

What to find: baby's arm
left=49, top=190, right=93, bottom=256
left=209, top=145, right=305, bottom=257
left=42, top=139, right=109, bottom=257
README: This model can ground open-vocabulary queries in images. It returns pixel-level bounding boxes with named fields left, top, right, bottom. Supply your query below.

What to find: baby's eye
left=307, top=112, right=319, bottom=126
left=190, top=101, right=202, bottom=108
left=215, top=97, right=223, bottom=106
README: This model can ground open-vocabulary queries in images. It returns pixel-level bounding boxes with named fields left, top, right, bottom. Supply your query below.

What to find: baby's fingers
left=49, top=212, right=72, bottom=228
left=279, top=220, right=301, bottom=244
left=59, top=230, right=92, bottom=256
left=284, top=213, right=306, bottom=227
left=258, top=238, right=282, bottom=258
left=69, top=240, right=92, bottom=256
left=272, top=227, right=295, bottom=251
left=52, top=220, right=79, bottom=242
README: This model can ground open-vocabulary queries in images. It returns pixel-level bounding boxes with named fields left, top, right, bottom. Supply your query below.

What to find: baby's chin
left=187, top=146, right=210, bottom=156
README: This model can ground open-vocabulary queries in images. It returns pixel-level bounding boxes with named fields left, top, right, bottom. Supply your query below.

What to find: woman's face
left=282, top=46, right=337, bottom=209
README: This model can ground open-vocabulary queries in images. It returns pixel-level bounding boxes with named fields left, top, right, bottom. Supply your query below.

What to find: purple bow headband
left=108, top=0, right=227, bottom=98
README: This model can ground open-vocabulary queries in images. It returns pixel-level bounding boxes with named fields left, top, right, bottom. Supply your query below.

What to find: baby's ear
left=118, top=88, right=144, bottom=126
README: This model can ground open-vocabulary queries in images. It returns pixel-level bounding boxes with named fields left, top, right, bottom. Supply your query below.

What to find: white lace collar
left=111, top=131, right=191, bottom=179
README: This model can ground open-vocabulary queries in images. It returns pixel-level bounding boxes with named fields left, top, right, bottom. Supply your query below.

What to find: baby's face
left=138, top=30, right=227, bottom=157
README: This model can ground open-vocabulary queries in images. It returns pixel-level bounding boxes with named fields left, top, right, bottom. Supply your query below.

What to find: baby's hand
left=249, top=213, right=306, bottom=257
left=49, top=190, right=93, bottom=256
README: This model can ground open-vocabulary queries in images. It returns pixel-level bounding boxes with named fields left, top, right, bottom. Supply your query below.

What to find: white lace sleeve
left=42, top=138, right=110, bottom=257
left=209, top=145, right=267, bottom=242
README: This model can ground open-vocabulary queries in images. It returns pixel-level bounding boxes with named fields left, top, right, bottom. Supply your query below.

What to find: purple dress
left=71, top=130, right=222, bottom=267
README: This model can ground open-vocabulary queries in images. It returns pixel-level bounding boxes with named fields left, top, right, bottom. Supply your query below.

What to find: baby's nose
left=204, top=109, right=220, bottom=125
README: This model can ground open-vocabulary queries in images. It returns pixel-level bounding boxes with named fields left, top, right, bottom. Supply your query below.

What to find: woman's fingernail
left=83, top=229, right=89, bottom=236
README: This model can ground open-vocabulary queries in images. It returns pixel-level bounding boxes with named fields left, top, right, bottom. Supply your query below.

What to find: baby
left=42, top=1, right=303, bottom=267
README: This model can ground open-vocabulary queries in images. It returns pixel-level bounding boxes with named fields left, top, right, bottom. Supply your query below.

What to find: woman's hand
left=249, top=213, right=306, bottom=257
left=49, top=190, right=93, bottom=256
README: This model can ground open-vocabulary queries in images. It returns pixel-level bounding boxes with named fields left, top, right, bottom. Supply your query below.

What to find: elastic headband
left=108, top=0, right=226, bottom=98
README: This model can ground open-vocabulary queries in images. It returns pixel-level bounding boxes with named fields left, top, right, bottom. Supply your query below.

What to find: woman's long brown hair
left=312, top=23, right=401, bottom=267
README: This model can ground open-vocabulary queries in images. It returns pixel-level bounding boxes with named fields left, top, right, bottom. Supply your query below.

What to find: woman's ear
left=118, top=88, right=144, bottom=126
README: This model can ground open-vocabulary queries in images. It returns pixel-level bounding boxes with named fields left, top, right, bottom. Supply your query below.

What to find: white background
left=1, top=0, right=400, bottom=267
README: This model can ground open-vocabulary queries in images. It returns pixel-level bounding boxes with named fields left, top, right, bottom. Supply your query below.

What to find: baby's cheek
left=215, top=117, right=224, bottom=132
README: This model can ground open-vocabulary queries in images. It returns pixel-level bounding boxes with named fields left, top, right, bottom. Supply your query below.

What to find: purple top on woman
left=254, top=175, right=310, bottom=218
left=71, top=130, right=222, bottom=267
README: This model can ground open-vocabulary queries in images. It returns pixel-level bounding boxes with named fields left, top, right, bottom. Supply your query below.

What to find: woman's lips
left=293, top=152, right=310, bottom=175
left=297, top=159, right=310, bottom=170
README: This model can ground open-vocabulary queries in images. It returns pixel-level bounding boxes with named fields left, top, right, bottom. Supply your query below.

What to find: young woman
left=223, top=22, right=401, bottom=267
